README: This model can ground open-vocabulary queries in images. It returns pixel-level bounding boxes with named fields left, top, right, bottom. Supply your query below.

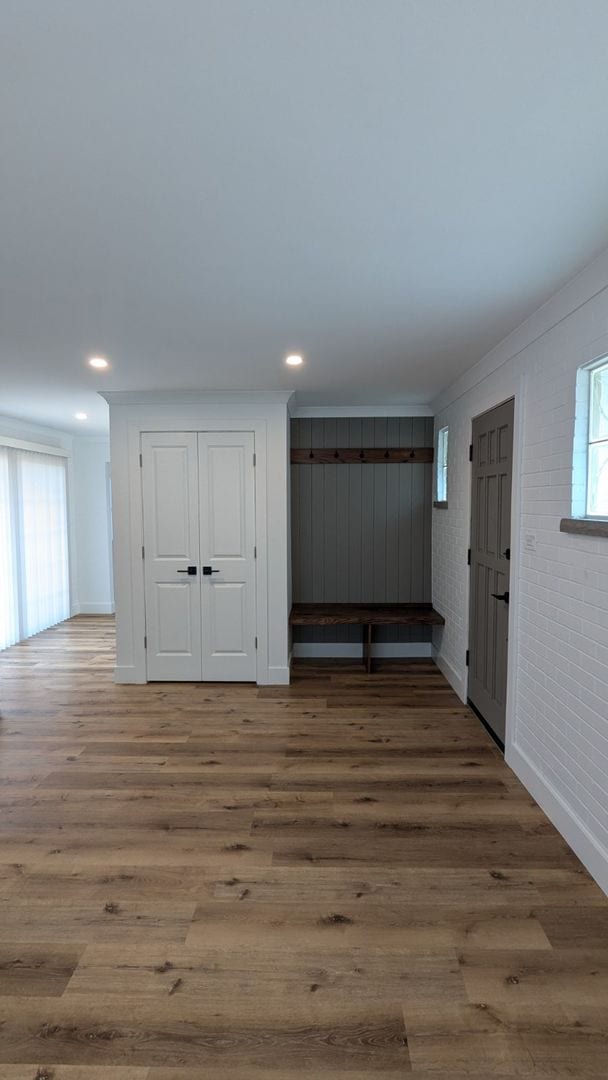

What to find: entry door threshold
left=467, top=698, right=505, bottom=753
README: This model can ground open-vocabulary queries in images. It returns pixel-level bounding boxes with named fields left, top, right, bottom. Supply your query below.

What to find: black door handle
left=491, top=591, right=509, bottom=604
left=202, top=566, right=220, bottom=575
left=177, top=566, right=197, bottom=575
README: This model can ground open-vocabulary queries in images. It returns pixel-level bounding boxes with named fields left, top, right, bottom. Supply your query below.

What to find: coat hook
left=409, top=449, right=415, bottom=459
left=384, top=450, right=389, bottom=459
left=309, top=449, right=314, bottom=460
left=334, top=450, right=339, bottom=459
left=359, top=450, right=365, bottom=460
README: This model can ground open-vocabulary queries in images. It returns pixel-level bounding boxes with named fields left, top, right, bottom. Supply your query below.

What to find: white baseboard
left=79, top=603, right=115, bottom=615
left=262, top=665, right=291, bottom=685
left=508, top=741, right=608, bottom=897
left=432, top=647, right=467, bottom=702
left=113, top=665, right=146, bottom=684
left=292, top=642, right=432, bottom=659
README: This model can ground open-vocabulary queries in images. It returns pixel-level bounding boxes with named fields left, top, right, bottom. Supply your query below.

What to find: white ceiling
left=2, top=0, right=608, bottom=434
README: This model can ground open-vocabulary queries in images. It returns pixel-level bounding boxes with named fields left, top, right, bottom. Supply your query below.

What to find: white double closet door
left=141, top=431, right=257, bottom=682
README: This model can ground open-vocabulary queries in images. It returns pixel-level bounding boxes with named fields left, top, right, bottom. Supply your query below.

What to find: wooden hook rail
left=290, top=447, right=434, bottom=464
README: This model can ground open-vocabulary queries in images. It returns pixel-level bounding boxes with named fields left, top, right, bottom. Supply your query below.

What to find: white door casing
left=141, top=432, right=202, bottom=680
left=141, top=430, right=257, bottom=682
left=199, top=432, right=257, bottom=681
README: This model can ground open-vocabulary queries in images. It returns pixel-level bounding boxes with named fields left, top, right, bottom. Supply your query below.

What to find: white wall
left=432, top=249, right=608, bottom=895
left=103, top=391, right=292, bottom=685
left=72, top=438, right=114, bottom=614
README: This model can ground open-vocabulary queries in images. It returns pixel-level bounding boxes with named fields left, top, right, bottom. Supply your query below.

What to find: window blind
left=0, top=446, right=70, bottom=650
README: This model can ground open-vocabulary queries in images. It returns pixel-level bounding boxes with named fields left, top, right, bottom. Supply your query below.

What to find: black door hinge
left=467, top=548, right=471, bottom=566
left=139, top=452, right=143, bottom=467
left=469, top=444, right=473, bottom=462
left=465, top=649, right=470, bottom=667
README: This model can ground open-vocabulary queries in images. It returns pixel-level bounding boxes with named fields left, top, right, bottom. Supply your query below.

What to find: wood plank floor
left=0, top=615, right=607, bottom=1079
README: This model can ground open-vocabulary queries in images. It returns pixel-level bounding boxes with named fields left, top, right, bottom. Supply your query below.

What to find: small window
left=436, top=426, right=448, bottom=504
left=587, top=360, right=608, bottom=517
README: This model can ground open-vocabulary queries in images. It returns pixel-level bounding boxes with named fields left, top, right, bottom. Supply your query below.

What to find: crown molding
left=100, top=390, right=295, bottom=407
left=290, top=403, right=433, bottom=418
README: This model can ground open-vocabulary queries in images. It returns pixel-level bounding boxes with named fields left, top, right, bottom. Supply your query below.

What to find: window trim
left=585, top=359, right=608, bottom=519
left=570, top=355, right=608, bottom=526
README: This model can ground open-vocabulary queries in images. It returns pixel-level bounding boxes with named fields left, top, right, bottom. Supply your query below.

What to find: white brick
left=432, top=271, right=608, bottom=894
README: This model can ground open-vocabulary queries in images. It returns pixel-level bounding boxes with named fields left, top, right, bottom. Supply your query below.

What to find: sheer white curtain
left=0, top=446, right=70, bottom=650
left=0, top=447, right=19, bottom=650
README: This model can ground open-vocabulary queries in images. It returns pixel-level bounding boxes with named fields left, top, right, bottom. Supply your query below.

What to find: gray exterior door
left=468, top=398, right=514, bottom=745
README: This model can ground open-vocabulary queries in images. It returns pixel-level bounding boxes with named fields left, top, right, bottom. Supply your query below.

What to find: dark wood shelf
left=290, top=602, right=444, bottom=674
left=290, top=602, right=444, bottom=626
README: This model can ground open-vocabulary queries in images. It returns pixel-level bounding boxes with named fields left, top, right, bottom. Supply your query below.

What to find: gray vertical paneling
left=291, top=416, right=433, bottom=644
left=347, top=418, right=362, bottom=609
left=372, top=419, right=386, bottom=602
left=397, top=418, right=413, bottom=604
left=335, top=418, right=350, bottom=607
left=310, top=419, right=325, bottom=603
left=360, top=418, right=375, bottom=603
left=410, top=418, right=425, bottom=603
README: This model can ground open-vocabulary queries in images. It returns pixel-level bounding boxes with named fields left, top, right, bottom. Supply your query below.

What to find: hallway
left=0, top=616, right=607, bottom=1077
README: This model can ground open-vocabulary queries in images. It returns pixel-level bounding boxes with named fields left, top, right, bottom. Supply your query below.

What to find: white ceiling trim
left=291, top=404, right=433, bottom=418
left=100, top=390, right=295, bottom=408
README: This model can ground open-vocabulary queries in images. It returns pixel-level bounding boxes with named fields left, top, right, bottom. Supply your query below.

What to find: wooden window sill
left=433, top=500, right=448, bottom=509
left=560, top=517, right=608, bottom=538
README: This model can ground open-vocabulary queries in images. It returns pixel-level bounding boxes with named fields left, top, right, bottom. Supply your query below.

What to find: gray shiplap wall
left=291, top=417, right=433, bottom=644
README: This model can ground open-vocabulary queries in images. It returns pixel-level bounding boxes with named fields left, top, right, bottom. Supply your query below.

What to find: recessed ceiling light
left=285, top=354, right=304, bottom=366
left=74, top=412, right=88, bottom=421
left=88, top=356, right=109, bottom=369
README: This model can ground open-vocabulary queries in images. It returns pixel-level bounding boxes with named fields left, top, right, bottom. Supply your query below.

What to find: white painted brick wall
left=432, top=259, right=608, bottom=893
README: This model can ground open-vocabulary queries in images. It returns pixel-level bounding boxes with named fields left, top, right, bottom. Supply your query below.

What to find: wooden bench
left=289, top=602, right=445, bottom=674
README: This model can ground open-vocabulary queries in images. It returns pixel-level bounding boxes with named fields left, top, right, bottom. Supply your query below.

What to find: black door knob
left=491, top=591, right=509, bottom=604
left=202, top=566, right=220, bottom=575
left=177, top=566, right=197, bottom=575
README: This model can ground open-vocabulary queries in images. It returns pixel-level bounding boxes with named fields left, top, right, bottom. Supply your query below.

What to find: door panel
left=209, top=581, right=247, bottom=653
left=156, top=583, right=195, bottom=654
left=207, top=444, right=248, bottom=555
left=199, top=432, right=257, bottom=681
left=141, top=433, right=202, bottom=681
left=468, top=399, right=514, bottom=745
